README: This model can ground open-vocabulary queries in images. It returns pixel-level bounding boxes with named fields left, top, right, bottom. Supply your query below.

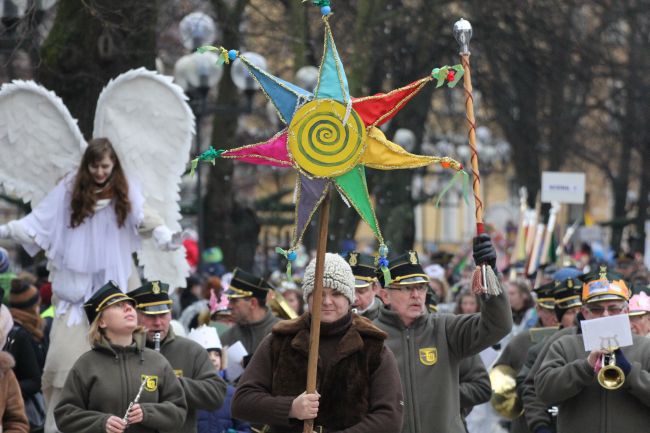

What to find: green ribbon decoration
left=189, top=147, right=225, bottom=176
left=431, top=64, right=465, bottom=88
left=434, top=170, right=470, bottom=207
left=197, top=46, right=232, bottom=65
left=275, top=247, right=295, bottom=279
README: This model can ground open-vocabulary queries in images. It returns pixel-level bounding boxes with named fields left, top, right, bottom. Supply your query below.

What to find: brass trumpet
left=597, top=349, right=625, bottom=390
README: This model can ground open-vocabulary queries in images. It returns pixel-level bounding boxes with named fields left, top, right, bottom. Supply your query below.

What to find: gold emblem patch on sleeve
left=141, top=375, right=158, bottom=392
left=173, top=369, right=183, bottom=377
left=418, top=347, right=437, bottom=366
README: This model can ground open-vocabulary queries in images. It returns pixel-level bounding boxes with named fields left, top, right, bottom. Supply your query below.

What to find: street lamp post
left=175, top=12, right=220, bottom=270
left=174, top=12, right=267, bottom=270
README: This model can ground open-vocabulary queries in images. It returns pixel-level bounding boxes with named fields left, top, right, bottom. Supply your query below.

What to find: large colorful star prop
left=193, top=11, right=464, bottom=266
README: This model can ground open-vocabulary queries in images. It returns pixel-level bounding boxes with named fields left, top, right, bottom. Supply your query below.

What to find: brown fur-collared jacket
left=232, top=312, right=403, bottom=433
left=0, top=351, right=29, bottom=433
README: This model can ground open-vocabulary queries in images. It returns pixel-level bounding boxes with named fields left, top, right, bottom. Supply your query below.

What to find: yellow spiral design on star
left=288, top=99, right=366, bottom=177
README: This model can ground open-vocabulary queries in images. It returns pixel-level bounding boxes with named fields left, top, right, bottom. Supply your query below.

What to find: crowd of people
left=0, top=140, right=649, bottom=433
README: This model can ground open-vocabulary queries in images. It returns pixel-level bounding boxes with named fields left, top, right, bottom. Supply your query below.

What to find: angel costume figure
left=0, top=69, right=194, bottom=433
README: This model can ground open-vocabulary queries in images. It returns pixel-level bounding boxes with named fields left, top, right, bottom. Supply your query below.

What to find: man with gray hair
left=232, top=252, right=403, bottom=433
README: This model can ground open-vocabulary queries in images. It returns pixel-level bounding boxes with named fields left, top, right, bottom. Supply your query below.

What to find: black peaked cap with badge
left=226, top=268, right=271, bottom=301
left=533, top=281, right=556, bottom=310
left=553, top=276, right=583, bottom=310
left=127, top=281, right=172, bottom=315
left=346, top=251, right=378, bottom=288
left=378, top=250, right=429, bottom=287
left=83, top=281, right=135, bottom=324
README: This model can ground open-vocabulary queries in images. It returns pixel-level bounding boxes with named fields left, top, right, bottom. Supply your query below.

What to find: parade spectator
left=454, top=288, right=481, bottom=315
left=0, top=333, right=29, bottom=433
left=281, top=288, right=305, bottom=316
left=536, top=267, right=650, bottom=432
left=221, top=269, right=280, bottom=356
left=187, top=325, right=251, bottom=433
left=128, top=281, right=227, bottom=433
left=4, top=278, right=47, bottom=432
left=232, top=253, right=403, bottom=433
left=374, top=235, right=512, bottom=433
left=54, top=282, right=187, bottom=433
left=506, top=279, right=536, bottom=334
left=0, top=139, right=180, bottom=431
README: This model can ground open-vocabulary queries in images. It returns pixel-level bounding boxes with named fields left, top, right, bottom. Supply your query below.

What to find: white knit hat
left=302, top=253, right=355, bottom=305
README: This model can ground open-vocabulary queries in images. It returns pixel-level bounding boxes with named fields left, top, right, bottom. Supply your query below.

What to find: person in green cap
left=374, top=235, right=512, bottom=433
left=345, top=251, right=384, bottom=320
left=128, top=281, right=226, bottom=433
left=220, top=268, right=280, bottom=358
left=54, top=281, right=187, bottom=433
left=536, top=267, right=650, bottom=433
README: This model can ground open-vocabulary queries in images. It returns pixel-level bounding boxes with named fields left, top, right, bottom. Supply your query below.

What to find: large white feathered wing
left=93, top=68, right=195, bottom=288
left=0, top=81, right=86, bottom=206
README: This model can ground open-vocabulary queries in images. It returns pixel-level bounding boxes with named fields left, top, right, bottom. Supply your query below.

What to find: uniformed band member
left=232, top=253, right=403, bottom=433
left=346, top=251, right=384, bottom=320
left=220, top=268, right=280, bottom=356
left=128, top=281, right=226, bottom=433
left=55, top=282, right=187, bottom=433
left=491, top=279, right=559, bottom=432
left=536, top=267, right=650, bottom=433
left=518, top=272, right=583, bottom=433
left=374, top=234, right=512, bottom=433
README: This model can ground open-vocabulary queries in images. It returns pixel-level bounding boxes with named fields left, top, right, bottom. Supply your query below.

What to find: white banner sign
left=541, top=172, right=586, bottom=204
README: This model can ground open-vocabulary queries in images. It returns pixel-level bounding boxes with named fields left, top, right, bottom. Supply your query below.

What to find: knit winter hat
left=302, top=253, right=355, bottom=305
left=9, top=279, right=39, bottom=310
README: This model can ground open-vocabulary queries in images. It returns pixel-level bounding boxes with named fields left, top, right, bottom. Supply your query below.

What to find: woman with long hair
left=0, top=138, right=176, bottom=431
left=54, top=282, right=186, bottom=433
left=454, top=288, right=482, bottom=315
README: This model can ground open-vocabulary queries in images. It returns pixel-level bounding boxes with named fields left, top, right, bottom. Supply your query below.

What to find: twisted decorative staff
left=454, top=18, right=501, bottom=295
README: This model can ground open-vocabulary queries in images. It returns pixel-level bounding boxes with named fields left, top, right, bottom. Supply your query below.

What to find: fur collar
left=0, top=351, right=15, bottom=372
left=272, top=313, right=387, bottom=360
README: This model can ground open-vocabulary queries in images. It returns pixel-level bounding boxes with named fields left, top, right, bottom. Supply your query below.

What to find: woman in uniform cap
left=54, top=281, right=187, bottom=433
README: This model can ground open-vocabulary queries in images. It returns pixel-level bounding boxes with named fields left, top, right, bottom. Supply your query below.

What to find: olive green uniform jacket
left=519, top=326, right=575, bottom=433
left=494, top=321, right=544, bottom=433
left=221, top=309, right=280, bottom=355
left=459, top=354, right=491, bottom=417
left=154, top=328, right=227, bottom=433
left=374, top=291, right=512, bottom=433
left=54, top=332, right=187, bottom=433
left=536, top=334, right=650, bottom=433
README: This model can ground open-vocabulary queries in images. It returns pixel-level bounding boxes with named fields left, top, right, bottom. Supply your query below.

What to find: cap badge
left=599, top=266, right=607, bottom=280
left=152, top=281, right=161, bottom=294
left=349, top=253, right=358, bottom=267
left=567, top=279, right=574, bottom=288
left=409, top=251, right=418, bottom=265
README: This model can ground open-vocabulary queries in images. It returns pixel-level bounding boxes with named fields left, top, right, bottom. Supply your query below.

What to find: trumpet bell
left=598, top=361, right=625, bottom=390
left=489, top=365, right=524, bottom=420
